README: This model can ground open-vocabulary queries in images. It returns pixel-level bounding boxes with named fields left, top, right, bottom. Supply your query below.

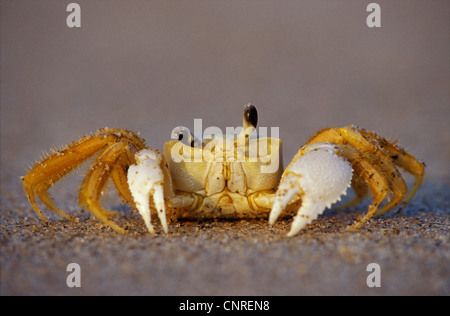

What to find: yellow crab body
left=162, top=137, right=282, bottom=216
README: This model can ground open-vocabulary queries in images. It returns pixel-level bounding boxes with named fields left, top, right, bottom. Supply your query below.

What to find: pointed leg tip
left=346, top=223, right=361, bottom=232
left=105, top=219, right=127, bottom=234
left=63, top=213, right=77, bottom=222
left=37, top=214, right=50, bottom=223
left=112, top=225, right=127, bottom=234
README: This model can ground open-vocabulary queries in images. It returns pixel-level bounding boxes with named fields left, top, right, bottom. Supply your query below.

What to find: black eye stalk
left=240, top=103, right=258, bottom=141
left=244, top=103, right=258, bottom=129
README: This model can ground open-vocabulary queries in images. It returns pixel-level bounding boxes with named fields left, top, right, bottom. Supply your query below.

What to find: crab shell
left=162, top=135, right=283, bottom=216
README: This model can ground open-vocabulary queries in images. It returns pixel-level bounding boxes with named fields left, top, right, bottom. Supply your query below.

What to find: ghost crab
left=22, top=104, right=425, bottom=236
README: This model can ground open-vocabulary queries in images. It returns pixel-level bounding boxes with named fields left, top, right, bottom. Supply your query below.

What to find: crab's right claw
left=127, top=149, right=168, bottom=234
left=269, top=143, right=353, bottom=237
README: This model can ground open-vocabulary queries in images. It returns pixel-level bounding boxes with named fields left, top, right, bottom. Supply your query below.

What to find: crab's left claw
left=127, top=149, right=168, bottom=234
left=269, top=143, right=353, bottom=237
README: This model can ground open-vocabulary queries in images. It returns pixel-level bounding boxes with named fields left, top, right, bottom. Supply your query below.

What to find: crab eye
left=171, top=126, right=202, bottom=148
left=171, top=126, right=191, bottom=144
left=244, top=104, right=258, bottom=128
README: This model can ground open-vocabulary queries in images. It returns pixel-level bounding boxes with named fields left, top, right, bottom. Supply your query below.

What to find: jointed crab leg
left=110, top=150, right=139, bottom=209
left=307, top=126, right=425, bottom=214
left=23, top=131, right=118, bottom=223
left=335, top=176, right=368, bottom=210
left=22, top=129, right=146, bottom=232
left=78, top=142, right=133, bottom=234
left=270, top=123, right=426, bottom=236
left=336, top=144, right=392, bottom=230
left=355, top=128, right=425, bottom=213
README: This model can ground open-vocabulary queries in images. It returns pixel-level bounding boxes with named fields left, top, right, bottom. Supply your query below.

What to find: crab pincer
left=127, top=149, right=168, bottom=234
left=269, top=143, right=353, bottom=236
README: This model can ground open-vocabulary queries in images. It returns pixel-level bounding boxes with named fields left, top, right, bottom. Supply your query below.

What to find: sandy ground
left=1, top=175, right=449, bottom=296
left=1, top=1, right=449, bottom=296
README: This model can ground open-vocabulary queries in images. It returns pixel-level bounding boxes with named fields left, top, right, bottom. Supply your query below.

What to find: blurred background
left=1, top=0, right=449, bottom=183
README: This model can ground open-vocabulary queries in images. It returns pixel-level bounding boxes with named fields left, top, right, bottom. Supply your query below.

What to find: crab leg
left=110, top=151, right=139, bottom=209
left=127, top=149, right=168, bottom=234
left=269, top=143, right=353, bottom=236
left=79, top=142, right=131, bottom=234
left=22, top=133, right=118, bottom=222
left=22, top=128, right=146, bottom=225
left=307, top=126, right=425, bottom=214
left=355, top=128, right=425, bottom=212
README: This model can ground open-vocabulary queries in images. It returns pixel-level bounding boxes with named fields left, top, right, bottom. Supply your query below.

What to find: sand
left=1, top=176, right=449, bottom=296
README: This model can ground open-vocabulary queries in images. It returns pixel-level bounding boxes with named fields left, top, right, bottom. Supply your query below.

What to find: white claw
left=269, top=174, right=300, bottom=225
left=152, top=183, right=168, bottom=233
left=286, top=197, right=327, bottom=237
left=269, top=143, right=353, bottom=237
left=127, top=149, right=168, bottom=234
